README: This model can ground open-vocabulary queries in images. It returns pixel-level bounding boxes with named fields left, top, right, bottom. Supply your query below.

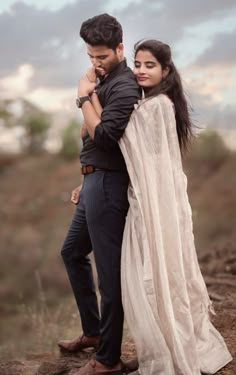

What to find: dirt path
left=0, top=298, right=234, bottom=374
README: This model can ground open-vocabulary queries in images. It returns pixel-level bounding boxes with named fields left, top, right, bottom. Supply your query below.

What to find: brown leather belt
left=81, top=165, right=102, bottom=175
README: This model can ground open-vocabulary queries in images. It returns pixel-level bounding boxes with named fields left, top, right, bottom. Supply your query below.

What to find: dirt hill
left=0, top=136, right=235, bottom=372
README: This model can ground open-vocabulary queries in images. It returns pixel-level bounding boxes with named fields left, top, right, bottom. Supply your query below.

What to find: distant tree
left=61, top=119, right=81, bottom=160
left=190, top=129, right=230, bottom=173
left=0, top=107, right=11, bottom=122
left=25, top=114, right=50, bottom=154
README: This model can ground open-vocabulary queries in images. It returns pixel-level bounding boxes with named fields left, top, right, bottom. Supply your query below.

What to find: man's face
left=87, top=44, right=123, bottom=76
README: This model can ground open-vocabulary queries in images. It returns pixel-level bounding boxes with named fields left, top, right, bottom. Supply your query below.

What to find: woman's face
left=134, top=49, right=169, bottom=89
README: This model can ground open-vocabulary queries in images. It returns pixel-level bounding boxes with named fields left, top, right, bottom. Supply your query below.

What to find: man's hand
left=71, top=185, right=82, bottom=205
left=95, top=67, right=106, bottom=77
left=78, top=75, right=96, bottom=97
left=86, top=67, right=97, bottom=83
left=87, top=66, right=106, bottom=81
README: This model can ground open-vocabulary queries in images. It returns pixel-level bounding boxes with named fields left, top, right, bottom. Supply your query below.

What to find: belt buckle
left=82, top=165, right=95, bottom=175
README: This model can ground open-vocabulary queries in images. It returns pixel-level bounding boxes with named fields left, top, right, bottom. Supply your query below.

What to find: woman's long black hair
left=134, top=39, right=193, bottom=152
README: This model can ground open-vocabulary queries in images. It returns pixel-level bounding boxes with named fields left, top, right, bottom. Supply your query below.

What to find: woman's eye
left=146, top=63, right=155, bottom=69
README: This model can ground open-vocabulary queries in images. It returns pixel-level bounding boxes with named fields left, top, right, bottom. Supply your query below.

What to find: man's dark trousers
left=61, top=170, right=129, bottom=366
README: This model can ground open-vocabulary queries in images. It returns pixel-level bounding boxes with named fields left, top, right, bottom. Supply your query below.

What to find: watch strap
left=76, top=96, right=90, bottom=108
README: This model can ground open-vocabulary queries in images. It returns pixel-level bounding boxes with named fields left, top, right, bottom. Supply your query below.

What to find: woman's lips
left=137, top=76, right=148, bottom=81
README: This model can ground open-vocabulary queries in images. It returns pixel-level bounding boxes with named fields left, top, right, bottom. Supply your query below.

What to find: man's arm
left=93, top=80, right=139, bottom=151
left=78, top=72, right=139, bottom=150
left=77, top=75, right=101, bottom=139
left=90, top=91, right=103, bottom=118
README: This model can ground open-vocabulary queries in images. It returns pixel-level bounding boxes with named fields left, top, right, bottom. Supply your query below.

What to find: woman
left=118, top=40, right=232, bottom=374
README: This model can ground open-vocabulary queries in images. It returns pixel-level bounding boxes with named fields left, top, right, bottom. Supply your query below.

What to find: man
left=58, top=13, right=140, bottom=375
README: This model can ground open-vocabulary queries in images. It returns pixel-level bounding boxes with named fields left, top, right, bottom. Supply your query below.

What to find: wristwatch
left=76, top=96, right=90, bottom=108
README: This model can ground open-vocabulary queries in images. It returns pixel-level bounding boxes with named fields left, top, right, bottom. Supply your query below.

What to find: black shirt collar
left=98, top=59, right=128, bottom=86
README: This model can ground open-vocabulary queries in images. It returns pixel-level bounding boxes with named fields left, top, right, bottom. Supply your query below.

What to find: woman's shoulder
left=157, top=93, right=173, bottom=105
left=150, top=94, right=174, bottom=110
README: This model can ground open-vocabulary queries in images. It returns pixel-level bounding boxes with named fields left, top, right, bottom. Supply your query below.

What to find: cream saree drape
left=119, top=95, right=232, bottom=375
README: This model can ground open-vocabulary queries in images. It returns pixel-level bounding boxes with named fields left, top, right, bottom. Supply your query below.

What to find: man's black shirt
left=80, top=60, right=140, bottom=171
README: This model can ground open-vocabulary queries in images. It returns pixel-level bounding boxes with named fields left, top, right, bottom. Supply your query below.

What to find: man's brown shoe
left=121, top=358, right=139, bottom=374
left=58, top=334, right=100, bottom=353
left=74, top=359, right=123, bottom=375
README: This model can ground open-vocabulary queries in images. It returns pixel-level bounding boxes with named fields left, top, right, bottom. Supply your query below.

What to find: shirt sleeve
left=93, top=79, right=139, bottom=151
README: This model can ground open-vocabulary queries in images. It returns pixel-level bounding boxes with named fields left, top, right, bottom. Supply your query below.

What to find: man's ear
left=116, top=43, right=124, bottom=58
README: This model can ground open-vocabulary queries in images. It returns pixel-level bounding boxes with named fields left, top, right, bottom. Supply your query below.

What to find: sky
left=0, top=0, right=236, bottom=129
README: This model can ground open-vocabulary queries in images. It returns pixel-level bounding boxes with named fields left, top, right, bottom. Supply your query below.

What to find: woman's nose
left=138, top=65, right=146, bottom=74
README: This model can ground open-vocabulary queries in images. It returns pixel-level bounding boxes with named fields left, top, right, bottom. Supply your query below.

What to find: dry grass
left=0, top=130, right=235, bottom=362
left=0, top=294, right=81, bottom=360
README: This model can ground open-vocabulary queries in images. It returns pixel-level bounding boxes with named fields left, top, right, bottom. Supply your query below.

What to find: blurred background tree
left=25, top=114, right=50, bottom=154
left=0, top=107, right=11, bottom=122
left=60, top=119, right=81, bottom=160
left=189, top=129, right=230, bottom=175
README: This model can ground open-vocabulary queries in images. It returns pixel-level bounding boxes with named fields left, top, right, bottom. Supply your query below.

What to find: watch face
left=76, top=98, right=80, bottom=108
left=76, top=96, right=90, bottom=108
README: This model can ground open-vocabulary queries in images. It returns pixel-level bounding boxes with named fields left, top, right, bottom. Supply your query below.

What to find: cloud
left=184, top=64, right=235, bottom=104
left=114, top=0, right=236, bottom=52
left=25, top=87, right=76, bottom=112
left=181, top=28, right=236, bottom=128
left=0, top=0, right=105, bottom=85
left=0, top=0, right=236, bottom=130
left=0, top=64, right=34, bottom=98
left=163, top=0, right=236, bottom=24
left=1, top=0, right=236, bottom=86
left=194, top=29, right=236, bottom=67
left=181, top=78, right=236, bottom=130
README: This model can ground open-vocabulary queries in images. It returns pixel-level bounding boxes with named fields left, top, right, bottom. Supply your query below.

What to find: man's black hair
left=80, top=13, right=123, bottom=50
